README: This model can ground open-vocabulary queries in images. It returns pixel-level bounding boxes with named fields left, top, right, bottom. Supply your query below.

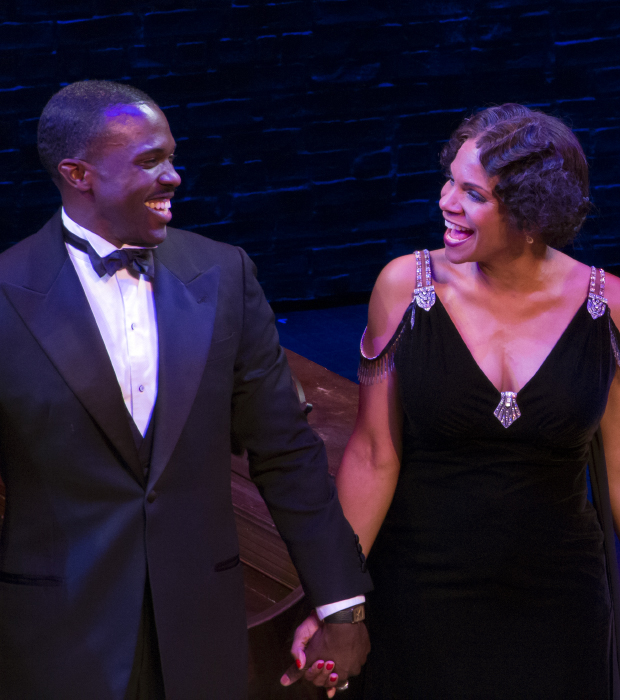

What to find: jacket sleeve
left=230, top=247, right=373, bottom=607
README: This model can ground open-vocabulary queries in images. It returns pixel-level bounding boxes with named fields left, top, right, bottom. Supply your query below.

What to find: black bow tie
left=63, top=227, right=155, bottom=279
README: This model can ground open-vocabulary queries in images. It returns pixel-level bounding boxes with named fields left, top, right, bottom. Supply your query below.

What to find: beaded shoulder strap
left=358, top=250, right=436, bottom=385
left=587, top=266, right=619, bottom=367
left=412, top=249, right=436, bottom=325
left=587, top=266, right=607, bottom=320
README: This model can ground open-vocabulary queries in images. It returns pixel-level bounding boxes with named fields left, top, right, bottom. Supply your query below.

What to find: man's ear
left=57, top=158, right=93, bottom=192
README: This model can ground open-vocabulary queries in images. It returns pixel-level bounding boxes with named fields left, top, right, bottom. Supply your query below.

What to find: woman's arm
left=601, top=372, right=620, bottom=534
left=336, top=254, right=415, bottom=554
left=601, top=272, right=620, bottom=534
left=281, top=256, right=415, bottom=693
left=336, top=375, right=402, bottom=555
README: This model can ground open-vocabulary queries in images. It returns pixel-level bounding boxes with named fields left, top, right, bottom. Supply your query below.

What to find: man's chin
left=125, top=225, right=168, bottom=248
left=145, top=226, right=168, bottom=246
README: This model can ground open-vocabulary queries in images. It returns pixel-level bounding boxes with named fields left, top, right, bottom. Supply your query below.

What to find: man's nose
left=159, top=162, right=182, bottom=188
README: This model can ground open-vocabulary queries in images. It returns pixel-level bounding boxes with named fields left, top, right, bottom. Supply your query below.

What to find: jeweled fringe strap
left=358, top=348, right=398, bottom=385
left=357, top=325, right=404, bottom=385
left=359, top=249, right=435, bottom=385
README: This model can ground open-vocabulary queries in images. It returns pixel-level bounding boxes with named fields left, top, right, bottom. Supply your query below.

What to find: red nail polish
left=330, top=673, right=338, bottom=683
left=317, top=661, right=324, bottom=670
left=296, top=659, right=302, bottom=669
left=325, top=661, right=334, bottom=671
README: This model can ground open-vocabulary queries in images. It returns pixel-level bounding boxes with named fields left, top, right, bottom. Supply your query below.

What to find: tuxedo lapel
left=149, top=238, right=220, bottom=488
left=1, top=214, right=141, bottom=481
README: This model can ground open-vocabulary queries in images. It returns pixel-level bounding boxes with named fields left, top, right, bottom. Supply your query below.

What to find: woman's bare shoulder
left=364, top=249, right=444, bottom=356
left=374, top=247, right=447, bottom=294
left=604, top=270, right=620, bottom=327
left=363, top=254, right=418, bottom=357
left=373, top=253, right=418, bottom=297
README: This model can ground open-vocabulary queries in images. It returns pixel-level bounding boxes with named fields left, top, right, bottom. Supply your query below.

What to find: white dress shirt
left=62, top=208, right=362, bottom=616
left=62, top=208, right=158, bottom=436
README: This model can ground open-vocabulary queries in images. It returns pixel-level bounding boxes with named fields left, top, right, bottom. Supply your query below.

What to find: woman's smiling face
left=439, top=138, right=521, bottom=265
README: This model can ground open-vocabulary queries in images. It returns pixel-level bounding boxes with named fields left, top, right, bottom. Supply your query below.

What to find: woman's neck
left=474, top=244, right=555, bottom=296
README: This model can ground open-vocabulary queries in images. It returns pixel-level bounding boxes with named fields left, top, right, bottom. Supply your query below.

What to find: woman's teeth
left=145, top=199, right=171, bottom=210
left=445, top=219, right=473, bottom=242
left=445, top=220, right=472, bottom=233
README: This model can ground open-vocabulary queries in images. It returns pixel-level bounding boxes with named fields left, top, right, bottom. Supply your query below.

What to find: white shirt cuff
left=316, top=595, right=366, bottom=621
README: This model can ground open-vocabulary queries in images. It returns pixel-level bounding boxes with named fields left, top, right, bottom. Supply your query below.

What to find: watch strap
left=323, top=603, right=365, bottom=624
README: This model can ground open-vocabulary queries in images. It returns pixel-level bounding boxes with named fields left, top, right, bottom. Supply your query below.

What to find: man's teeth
left=445, top=220, right=472, bottom=233
left=145, top=200, right=171, bottom=211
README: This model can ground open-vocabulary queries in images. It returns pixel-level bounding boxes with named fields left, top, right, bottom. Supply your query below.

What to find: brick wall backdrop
left=2, top=0, right=620, bottom=303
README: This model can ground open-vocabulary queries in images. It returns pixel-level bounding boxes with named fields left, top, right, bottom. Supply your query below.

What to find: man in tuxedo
left=0, top=80, right=371, bottom=699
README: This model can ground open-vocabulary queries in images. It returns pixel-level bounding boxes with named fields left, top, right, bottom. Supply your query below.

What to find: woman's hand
left=288, top=611, right=321, bottom=674
left=280, top=612, right=369, bottom=697
left=281, top=612, right=338, bottom=697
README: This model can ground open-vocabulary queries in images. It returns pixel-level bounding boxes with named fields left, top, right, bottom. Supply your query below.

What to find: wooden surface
left=236, top=348, right=359, bottom=631
left=285, top=348, right=359, bottom=478
left=245, top=348, right=360, bottom=698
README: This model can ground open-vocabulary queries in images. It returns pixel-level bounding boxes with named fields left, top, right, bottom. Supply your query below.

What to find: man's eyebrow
left=137, top=145, right=176, bottom=156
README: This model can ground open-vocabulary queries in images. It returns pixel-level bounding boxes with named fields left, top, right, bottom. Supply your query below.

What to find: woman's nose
left=439, top=182, right=460, bottom=213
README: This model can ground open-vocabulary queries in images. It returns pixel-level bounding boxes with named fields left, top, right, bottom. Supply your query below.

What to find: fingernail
left=280, top=674, right=290, bottom=686
left=325, top=661, right=334, bottom=671
left=296, top=659, right=302, bottom=669
left=329, top=673, right=338, bottom=683
left=317, top=661, right=324, bottom=670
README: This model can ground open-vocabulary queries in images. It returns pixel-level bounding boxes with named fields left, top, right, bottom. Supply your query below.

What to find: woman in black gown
left=290, top=104, right=620, bottom=698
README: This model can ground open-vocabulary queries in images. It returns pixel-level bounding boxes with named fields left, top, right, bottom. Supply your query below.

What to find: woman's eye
left=467, top=190, right=485, bottom=203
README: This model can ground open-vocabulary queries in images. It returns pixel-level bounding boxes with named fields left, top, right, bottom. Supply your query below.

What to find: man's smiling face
left=85, top=103, right=181, bottom=248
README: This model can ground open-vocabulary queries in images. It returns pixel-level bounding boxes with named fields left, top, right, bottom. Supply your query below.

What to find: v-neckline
left=433, top=292, right=589, bottom=397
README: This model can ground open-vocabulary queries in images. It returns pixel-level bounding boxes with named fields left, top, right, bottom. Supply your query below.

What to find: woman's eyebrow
left=462, top=180, right=492, bottom=196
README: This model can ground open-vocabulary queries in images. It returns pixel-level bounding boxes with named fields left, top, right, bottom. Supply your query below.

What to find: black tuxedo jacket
left=0, top=211, right=372, bottom=699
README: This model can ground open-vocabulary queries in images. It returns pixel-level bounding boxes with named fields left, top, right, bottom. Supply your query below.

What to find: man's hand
left=280, top=612, right=370, bottom=697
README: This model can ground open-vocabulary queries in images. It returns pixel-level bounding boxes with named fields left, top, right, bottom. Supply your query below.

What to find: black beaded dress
left=352, top=251, right=620, bottom=700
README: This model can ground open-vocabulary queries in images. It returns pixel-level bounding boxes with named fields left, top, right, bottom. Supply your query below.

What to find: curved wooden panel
left=234, top=349, right=359, bottom=630
left=241, top=349, right=359, bottom=697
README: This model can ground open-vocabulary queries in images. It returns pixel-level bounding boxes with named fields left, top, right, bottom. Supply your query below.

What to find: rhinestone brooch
left=494, top=391, right=521, bottom=429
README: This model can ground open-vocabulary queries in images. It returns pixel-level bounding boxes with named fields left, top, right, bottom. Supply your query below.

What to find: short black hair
left=440, top=103, right=591, bottom=248
left=37, top=80, right=157, bottom=180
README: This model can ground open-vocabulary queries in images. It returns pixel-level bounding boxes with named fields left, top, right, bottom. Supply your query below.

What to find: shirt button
left=131, top=323, right=136, bottom=330
left=147, top=490, right=157, bottom=503
left=138, top=385, right=145, bottom=392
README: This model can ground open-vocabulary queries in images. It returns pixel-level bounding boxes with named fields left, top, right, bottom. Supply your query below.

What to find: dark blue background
left=2, top=0, right=620, bottom=304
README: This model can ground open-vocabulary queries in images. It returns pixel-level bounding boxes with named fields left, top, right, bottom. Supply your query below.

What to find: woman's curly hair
left=439, top=104, right=591, bottom=248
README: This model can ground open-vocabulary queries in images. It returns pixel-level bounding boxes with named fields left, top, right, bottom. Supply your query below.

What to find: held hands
left=280, top=611, right=370, bottom=697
